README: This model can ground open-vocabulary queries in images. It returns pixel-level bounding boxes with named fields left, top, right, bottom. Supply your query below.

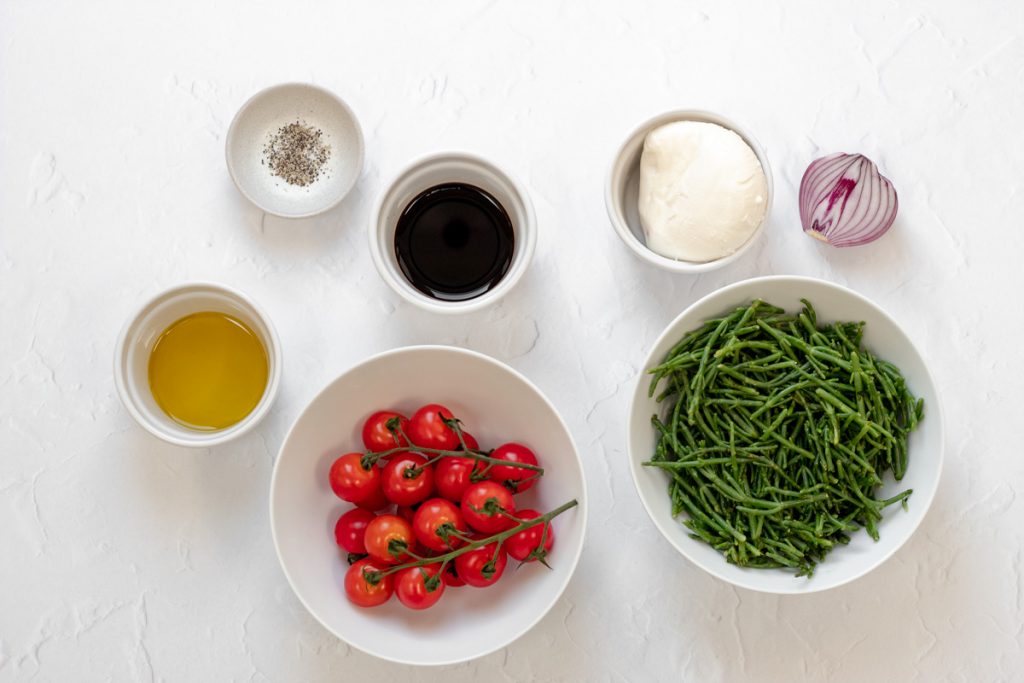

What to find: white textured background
left=2, top=1, right=1022, bottom=680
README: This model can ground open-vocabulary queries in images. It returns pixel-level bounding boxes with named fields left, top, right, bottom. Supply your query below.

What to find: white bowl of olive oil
left=114, top=282, right=282, bottom=447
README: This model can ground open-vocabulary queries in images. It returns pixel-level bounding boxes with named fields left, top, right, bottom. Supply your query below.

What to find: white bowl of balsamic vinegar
left=369, top=152, right=537, bottom=314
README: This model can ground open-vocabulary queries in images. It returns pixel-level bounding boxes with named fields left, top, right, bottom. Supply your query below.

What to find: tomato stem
left=505, top=470, right=542, bottom=493
left=496, top=509, right=532, bottom=525
left=404, top=547, right=430, bottom=562
left=371, top=499, right=578, bottom=579
left=374, top=443, right=543, bottom=475
left=469, top=496, right=507, bottom=519
left=448, top=529, right=475, bottom=544
left=423, top=567, right=442, bottom=593
left=376, top=421, right=544, bottom=475
left=531, top=520, right=553, bottom=568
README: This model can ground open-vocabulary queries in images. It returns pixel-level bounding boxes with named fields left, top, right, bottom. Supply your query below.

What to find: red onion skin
left=799, top=153, right=898, bottom=247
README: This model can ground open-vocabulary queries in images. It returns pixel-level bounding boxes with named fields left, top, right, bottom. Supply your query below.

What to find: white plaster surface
left=1, top=1, right=1022, bottom=680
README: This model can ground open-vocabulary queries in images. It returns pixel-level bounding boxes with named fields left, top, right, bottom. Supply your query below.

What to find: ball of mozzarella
left=638, top=121, right=767, bottom=263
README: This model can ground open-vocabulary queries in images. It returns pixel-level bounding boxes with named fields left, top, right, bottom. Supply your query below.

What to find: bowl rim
left=225, top=81, right=366, bottom=219
left=269, top=344, right=588, bottom=665
left=112, top=280, right=283, bottom=448
left=604, top=108, right=774, bottom=274
left=367, top=150, right=538, bottom=315
left=627, top=274, right=944, bottom=594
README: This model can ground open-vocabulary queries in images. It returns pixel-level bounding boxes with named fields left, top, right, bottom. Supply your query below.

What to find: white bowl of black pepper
left=226, top=83, right=365, bottom=218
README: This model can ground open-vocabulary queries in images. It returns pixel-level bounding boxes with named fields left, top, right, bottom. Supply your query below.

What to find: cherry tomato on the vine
left=434, top=455, right=485, bottom=502
left=461, top=481, right=516, bottom=534
left=458, top=431, right=480, bottom=451
left=354, top=485, right=389, bottom=512
left=504, top=509, right=555, bottom=562
left=489, top=442, right=540, bottom=493
left=381, top=452, right=435, bottom=506
left=394, top=563, right=445, bottom=610
left=329, top=453, right=386, bottom=510
left=441, top=561, right=465, bottom=588
left=362, top=410, right=410, bottom=453
left=344, top=558, right=394, bottom=608
left=407, top=404, right=460, bottom=451
left=454, top=539, right=507, bottom=588
left=363, top=514, right=417, bottom=565
left=396, top=504, right=418, bottom=524
left=413, top=498, right=468, bottom=552
left=334, top=507, right=375, bottom=554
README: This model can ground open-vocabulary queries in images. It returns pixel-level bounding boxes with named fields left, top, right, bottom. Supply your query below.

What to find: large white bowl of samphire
left=270, top=346, right=587, bottom=665
left=628, top=276, right=943, bottom=594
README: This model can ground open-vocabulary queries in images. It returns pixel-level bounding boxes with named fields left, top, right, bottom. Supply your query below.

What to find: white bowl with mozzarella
left=605, top=110, right=773, bottom=274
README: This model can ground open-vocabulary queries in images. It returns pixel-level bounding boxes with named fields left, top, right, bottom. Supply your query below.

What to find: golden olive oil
left=148, top=311, right=269, bottom=431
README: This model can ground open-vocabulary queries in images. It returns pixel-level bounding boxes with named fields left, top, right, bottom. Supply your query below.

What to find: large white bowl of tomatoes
left=270, top=345, right=587, bottom=666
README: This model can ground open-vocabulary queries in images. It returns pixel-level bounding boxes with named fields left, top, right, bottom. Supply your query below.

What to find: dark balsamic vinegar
left=394, top=183, right=515, bottom=301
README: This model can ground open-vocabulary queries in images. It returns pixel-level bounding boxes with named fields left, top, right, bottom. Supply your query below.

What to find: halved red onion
left=799, top=153, right=898, bottom=247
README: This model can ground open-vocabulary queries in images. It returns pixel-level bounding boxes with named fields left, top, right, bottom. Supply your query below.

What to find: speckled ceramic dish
left=226, top=82, right=364, bottom=218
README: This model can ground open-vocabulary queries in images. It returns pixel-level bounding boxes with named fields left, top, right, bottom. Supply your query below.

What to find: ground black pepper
left=262, top=120, right=331, bottom=187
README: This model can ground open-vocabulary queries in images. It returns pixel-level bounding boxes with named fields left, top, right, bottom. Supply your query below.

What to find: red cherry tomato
left=381, top=452, right=435, bottom=506
left=344, top=558, right=394, bottom=608
left=413, top=498, right=468, bottom=552
left=329, top=453, right=385, bottom=509
left=396, top=504, right=418, bottom=524
left=454, top=539, right=507, bottom=587
left=363, top=514, right=417, bottom=565
left=362, top=410, right=410, bottom=453
left=434, top=431, right=485, bottom=501
left=504, top=509, right=555, bottom=562
left=355, top=485, right=389, bottom=512
left=394, top=564, right=445, bottom=610
left=441, top=561, right=465, bottom=588
left=489, top=442, right=540, bottom=493
left=407, top=404, right=460, bottom=451
left=434, top=455, right=485, bottom=502
left=334, top=508, right=375, bottom=554
left=461, top=481, right=516, bottom=534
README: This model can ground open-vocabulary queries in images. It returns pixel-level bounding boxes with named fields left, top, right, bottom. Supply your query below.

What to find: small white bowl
left=270, top=345, right=586, bottom=665
left=226, top=83, right=365, bottom=218
left=369, top=152, right=537, bottom=314
left=627, top=276, right=943, bottom=593
left=605, top=109, right=773, bottom=274
left=113, top=282, right=282, bottom=447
